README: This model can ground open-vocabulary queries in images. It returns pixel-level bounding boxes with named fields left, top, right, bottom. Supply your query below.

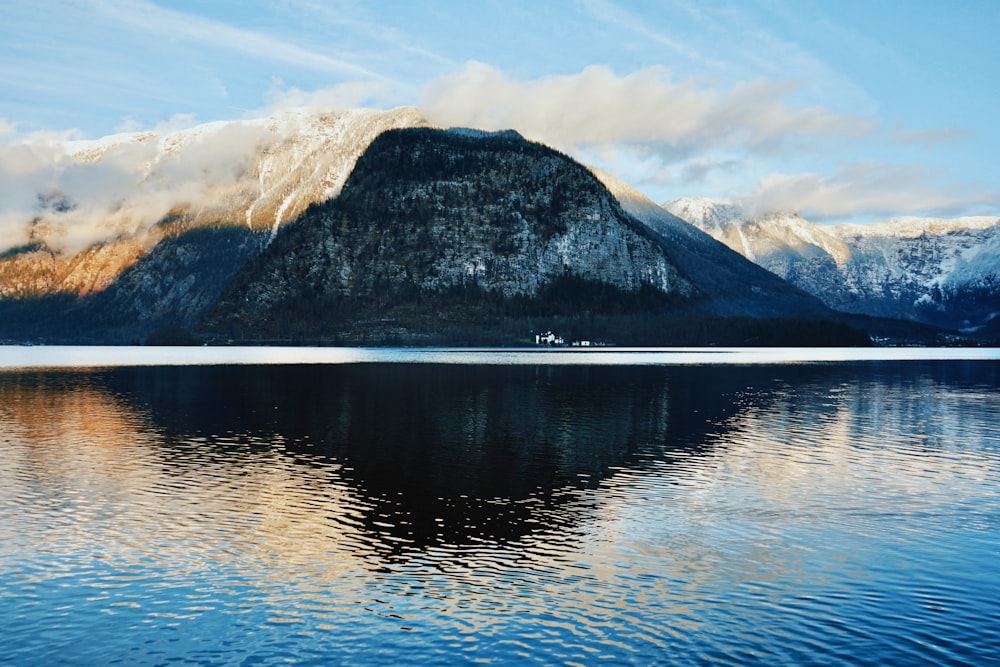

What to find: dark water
left=2, top=359, right=999, bottom=665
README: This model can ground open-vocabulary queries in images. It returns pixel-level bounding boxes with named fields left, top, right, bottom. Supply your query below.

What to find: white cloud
left=420, top=62, right=999, bottom=220
left=742, top=162, right=1000, bottom=220
left=0, top=118, right=275, bottom=254
left=421, top=62, right=873, bottom=157
left=678, top=156, right=746, bottom=186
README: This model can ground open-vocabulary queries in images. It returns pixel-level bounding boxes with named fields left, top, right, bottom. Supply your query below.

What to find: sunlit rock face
left=0, top=239, right=145, bottom=299
left=667, top=198, right=1000, bottom=333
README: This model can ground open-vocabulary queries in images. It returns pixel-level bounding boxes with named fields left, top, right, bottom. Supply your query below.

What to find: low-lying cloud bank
left=0, top=104, right=425, bottom=255
left=0, top=119, right=270, bottom=253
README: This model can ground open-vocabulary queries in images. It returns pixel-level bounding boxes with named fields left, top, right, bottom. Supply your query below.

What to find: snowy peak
left=664, top=197, right=1000, bottom=332
left=0, top=106, right=428, bottom=299
left=832, top=215, right=1000, bottom=240
left=663, top=197, right=745, bottom=233
left=665, top=198, right=850, bottom=265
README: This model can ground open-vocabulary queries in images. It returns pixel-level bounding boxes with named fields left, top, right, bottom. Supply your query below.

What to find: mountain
left=205, top=127, right=695, bottom=343
left=0, top=111, right=867, bottom=346
left=831, top=217, right=1000, bottom=332
left=207, top=127, right=863, bottom=345
left=666, top=198, right=1000, bottom=336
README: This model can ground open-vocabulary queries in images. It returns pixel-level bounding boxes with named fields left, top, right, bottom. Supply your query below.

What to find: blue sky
left=1, top=0, right=998, bottom=221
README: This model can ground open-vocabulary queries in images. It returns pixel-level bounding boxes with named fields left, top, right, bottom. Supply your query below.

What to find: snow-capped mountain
left=659, top=197, right=745, bottom=235
left=665, top=198, right=1000, bottom=333
left=0, top=107, right=427, bottom=299
left=592, top=171, right=831, bottom=319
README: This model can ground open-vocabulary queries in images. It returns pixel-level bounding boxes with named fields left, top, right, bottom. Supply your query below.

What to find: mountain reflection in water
left=100, top=364, right=749, bottom=555
left=1, top=360, right=999, bottom=665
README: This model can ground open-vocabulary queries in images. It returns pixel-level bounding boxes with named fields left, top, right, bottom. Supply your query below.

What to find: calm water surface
left=1, top=349, right=999, bottom=665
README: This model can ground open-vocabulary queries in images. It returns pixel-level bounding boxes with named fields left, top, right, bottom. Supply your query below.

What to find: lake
left=2, top=347, right=999, bottom=665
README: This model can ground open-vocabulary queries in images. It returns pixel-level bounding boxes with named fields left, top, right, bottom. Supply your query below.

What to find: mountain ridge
left=593, top=170, right=831, bottom=319
left=665, top=197, right=1000, bottom=334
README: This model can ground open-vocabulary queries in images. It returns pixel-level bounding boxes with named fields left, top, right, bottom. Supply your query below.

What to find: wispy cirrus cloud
left=282, top=0, right=455, bottom=68
left=574, top=0, right=727, bottom=71
left=575, top=0, right=874, bottom=115
left=88, top=0, right=386, bottom=81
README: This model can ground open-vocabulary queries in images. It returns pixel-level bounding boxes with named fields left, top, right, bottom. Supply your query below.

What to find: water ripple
left=2, top=362, right=1000, bottom=664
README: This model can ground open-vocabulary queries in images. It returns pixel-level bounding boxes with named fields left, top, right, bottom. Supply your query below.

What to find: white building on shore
left=534, top=331, right=564, bottom=345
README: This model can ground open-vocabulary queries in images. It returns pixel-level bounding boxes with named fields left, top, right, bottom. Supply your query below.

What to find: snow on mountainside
left=0, top=107, right=426, bottom=298
left=65, top=106, right=427, bottom=240
left=666, top=197, right=1000, bottom=331
left=832, top=216, right=1000, bottom=312
left=834, top=216, right=1000, bottom=239
left=593, top=171, right=831, bottom=318
left=661, top=197, right=745, bottom=234
left=664, top=198, right=850, bottom=265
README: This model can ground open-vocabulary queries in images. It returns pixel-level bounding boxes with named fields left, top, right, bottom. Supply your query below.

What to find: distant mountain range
left=665, top=198, right=1000, bottom=338
left=0, top=107, right=991, bottom=346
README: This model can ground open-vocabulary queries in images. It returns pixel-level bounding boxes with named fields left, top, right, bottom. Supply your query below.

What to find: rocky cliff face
left=666, top=198, right=1000, bottom=334
left=830, top=217, right=1000, bottom=330
left=207, top=128, right=695, bottom=341
left=0, top=238, right=149, bottom=299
